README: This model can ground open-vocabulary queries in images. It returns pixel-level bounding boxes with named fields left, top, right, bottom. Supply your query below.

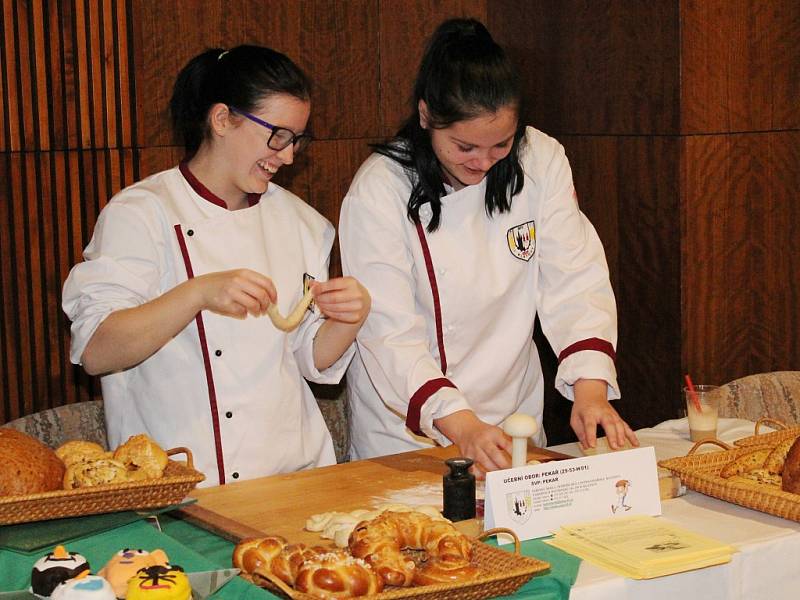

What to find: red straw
left=684, top=374, right=703, bottom=412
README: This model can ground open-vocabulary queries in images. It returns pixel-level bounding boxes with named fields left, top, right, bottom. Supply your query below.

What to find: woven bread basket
left=245, top=527, right=549, bottom=600
left=0, top=447, right=204, bottom=525
left=659, top=439, right=800, bottom=522
left=732, top=417, right=800, bottom=448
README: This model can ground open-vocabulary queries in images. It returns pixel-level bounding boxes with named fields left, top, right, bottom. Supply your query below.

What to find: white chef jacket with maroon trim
left=62, top=164, right=351, bottom=486
left=339, top=126, right=619, bottom=460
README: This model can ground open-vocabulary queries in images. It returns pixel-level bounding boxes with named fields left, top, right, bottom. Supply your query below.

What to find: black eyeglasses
left=229, top=106, right=312, bottom=153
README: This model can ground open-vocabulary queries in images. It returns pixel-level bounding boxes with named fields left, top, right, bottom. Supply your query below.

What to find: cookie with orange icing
left=98, top=548, right=170, bottom=598
left=31, top=545, right=90, bottom=597
left=126, top=565, right=191, bottom=600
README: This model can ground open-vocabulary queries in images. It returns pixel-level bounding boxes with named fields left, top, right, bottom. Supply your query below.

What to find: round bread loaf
left=780, top=436, right=800, bottom=495
left=0, top=428, right=65, bottom=496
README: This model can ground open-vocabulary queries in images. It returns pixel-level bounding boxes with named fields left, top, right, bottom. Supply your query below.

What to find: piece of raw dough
left=267, top=288, right=314, bottom=332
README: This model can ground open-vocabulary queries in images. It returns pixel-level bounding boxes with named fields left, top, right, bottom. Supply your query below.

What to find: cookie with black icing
left=31, top=545, right=90, bottom=597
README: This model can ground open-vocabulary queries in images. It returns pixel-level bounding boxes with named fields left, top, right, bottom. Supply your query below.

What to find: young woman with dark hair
left=340, top=19, right=637, bottom=474
left=63, top=45, right=370, bottom=486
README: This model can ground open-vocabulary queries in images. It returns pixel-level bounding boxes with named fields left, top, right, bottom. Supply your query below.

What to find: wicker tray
left=245, top=528, right=549, bottom=600
left=0, top=447, right=204, bottom=525
left=733, top=417, right=800, bottom=448
left=658, top=439, right=800, bottom=522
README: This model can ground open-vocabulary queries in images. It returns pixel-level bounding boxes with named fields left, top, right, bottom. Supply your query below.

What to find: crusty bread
left=63, top=458, right=129, bottom=489
left=0, top=428, right=65, bottom=496
left=780, top=437, right=800, bottom=495
left=113, top=434, right=168, bottom=480
left=719, top=448, right=771, bottom=479
left=764, top=436, right=798, bottom=475
left=56, top=440, right=109, bottom=467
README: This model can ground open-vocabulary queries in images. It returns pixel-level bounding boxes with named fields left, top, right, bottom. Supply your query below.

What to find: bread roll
left=113, top=434, right=169, bottom=480
left=63, top=458, right=128, bottom=489
left=55, top=440, right=108, bottom=467
left=0, top=428, right=65, bottom=496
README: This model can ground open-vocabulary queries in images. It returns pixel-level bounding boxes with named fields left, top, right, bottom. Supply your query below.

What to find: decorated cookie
left=98, top=548, right=170, bottom=598
left=126, top=565, right=191, bottom=600
left=51, top=573, right=115, bottom=600
left=31, top=545, right=90, bottom=597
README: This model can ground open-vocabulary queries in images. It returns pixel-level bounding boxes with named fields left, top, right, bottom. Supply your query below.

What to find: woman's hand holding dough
left=312, top=277, right=371, bottom=324
left=194, top=269, right=276, bottom=319
left=434, top=409, right=512, bottom=477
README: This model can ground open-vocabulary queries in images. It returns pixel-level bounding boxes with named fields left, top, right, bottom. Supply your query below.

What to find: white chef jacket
left=62, top=164, right=352, bottom=486
left=339, top=126, right=619, bottom=459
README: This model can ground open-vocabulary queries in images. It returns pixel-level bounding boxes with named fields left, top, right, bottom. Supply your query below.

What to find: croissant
left=348, top=511, right=475, bottom=587
left=294, top=551, right=384, bottom=598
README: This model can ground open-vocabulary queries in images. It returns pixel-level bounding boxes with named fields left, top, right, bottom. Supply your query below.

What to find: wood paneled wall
left=680, top=0, right=800, bottom=385
left=1, top=1, right=798, bottom=447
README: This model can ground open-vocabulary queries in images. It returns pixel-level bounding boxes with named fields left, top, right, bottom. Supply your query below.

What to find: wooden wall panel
left=681, top=0, right=800, bottom=133
left=0, top=0, right=134, bottom=151
left=491, top=0, right=680, bottom=135
left=0, top=150, right=135, bottom=422
left=131, top=0, right=304, bottom=148
left=682, top=132, right=800, bottom=385
left=303, top=0, right=380, bottom=139
left=540, top=136, right=682, bottom=441
left=378, top=0, right=488, bottom=136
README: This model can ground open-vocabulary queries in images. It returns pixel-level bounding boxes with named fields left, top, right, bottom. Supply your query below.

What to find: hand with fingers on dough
left=194, top=268, right=276, bottom=319
left=434, top=409, right=512, bottom=478
left=311, top=277, right=371, bottom=324
left=571, top=379, right=639, bottom=451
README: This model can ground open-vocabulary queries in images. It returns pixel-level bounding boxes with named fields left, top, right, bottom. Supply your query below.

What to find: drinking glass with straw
left=684, top=374, right=720, bottom=442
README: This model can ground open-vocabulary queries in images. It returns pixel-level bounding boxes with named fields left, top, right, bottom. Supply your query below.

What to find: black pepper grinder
left=443, top=457, right=476, bottom=521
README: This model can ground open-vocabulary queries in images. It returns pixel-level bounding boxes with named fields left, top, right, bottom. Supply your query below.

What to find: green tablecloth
left=0, top=512, right=579, bottom=599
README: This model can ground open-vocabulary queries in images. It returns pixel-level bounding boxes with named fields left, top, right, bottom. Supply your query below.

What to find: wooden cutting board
left=180, top=444, right=570, bottom=545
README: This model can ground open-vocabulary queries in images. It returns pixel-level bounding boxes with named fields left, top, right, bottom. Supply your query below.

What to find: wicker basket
left=0, top=447, right=204, bottom=525
left=658, top=439, right=800, bottom=522
left=245, top=528, right=549, bottom=600
left=732, top=417, right=800, bottom=448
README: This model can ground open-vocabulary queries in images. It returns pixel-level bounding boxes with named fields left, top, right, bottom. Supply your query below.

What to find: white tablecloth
left=549, top=418, right=800, bottom=600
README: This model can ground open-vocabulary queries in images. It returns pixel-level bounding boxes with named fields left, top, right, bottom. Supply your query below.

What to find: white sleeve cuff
left=555, top=351, right=620, bottom=401
left=418, top=387, right=472, bottom=446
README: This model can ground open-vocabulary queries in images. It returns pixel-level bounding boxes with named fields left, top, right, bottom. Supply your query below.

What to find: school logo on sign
left=507, top=221, right=536, bottom=261
left=506, top=490, right=532, bottom=524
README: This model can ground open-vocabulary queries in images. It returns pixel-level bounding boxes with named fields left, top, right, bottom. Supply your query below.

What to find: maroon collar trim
left=179, top=161, right=261, bottom=209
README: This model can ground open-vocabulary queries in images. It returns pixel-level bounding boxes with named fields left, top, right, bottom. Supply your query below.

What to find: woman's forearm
left=80, top=279, right=204, bottom=375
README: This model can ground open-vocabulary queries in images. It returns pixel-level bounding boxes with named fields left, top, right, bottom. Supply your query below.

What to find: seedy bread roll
left=719, top=448, right=771, bottom=479
left=56, top=440, right=109, bottom=468
left=781, top=437, right=800, bottom=495
left=63, top=458, right=128, bottom=489
left=113, top=434, right=168, bottom=480
left=0, top=428, right=65, bottom=496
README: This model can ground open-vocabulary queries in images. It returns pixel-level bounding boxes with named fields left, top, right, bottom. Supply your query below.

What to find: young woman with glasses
left=339, top=19, right=638, bottom=475
left=63, top=45, right=370, bottom=486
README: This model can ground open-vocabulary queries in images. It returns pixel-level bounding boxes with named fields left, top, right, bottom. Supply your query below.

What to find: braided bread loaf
left=295, top=551, right=384, bottom=598
left=348, top=510, right=477, bottom=587
left=233, top=535, right=321, bottom=585
left=233, top=537, right=382, bottom=597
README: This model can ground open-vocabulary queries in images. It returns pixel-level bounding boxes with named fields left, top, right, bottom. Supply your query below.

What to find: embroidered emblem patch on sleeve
left=303, top=273, right=316, bottom=312
left=507, top=220, right=536, bottom=261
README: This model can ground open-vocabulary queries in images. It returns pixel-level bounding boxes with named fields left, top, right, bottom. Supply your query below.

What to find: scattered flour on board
left=370, top=480, right=486, bottom=507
